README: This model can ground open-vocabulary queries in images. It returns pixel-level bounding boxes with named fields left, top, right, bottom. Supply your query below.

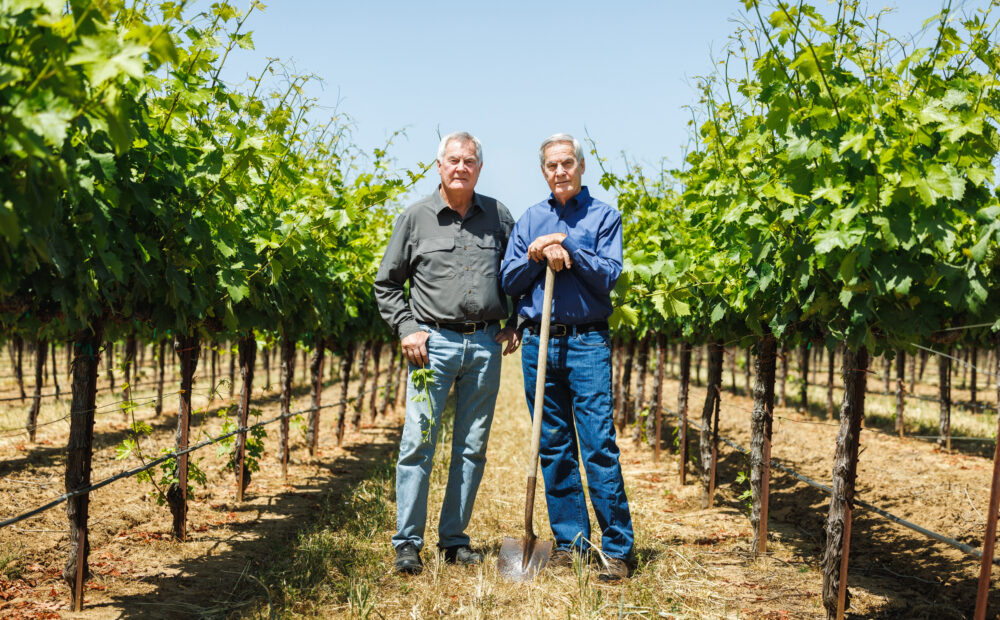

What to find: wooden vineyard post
left=821, top=345, right=867, bottom=620
left=940, top=350, right=952, bottom=451
left=336, top=342, right=356, bottom=447
left=827, top=345, right=836, bottom=420
left=369, top=341, right=383, bottom=421
left=798, top=342, right=809, bottom=412
left=63, top=325, right=103, bottom=611
left=394, top=349, right=406, bottom=411
left=123, top=334, right=136, bottom=421
left=210, top=346, right=218, bottom=398
left=51, top=342, right=60, bottom=399
left=745, top=346, right=752, bottom=395
left=896, top=350, right=905, bottom=437
left=306, top=343, right=325, bottom=455
left=652, top=333, right=666, bottom=463
left=970, top=347, right=978, bottom=410
left=235, top=335, right=257, bottom=501
left=167, top=335, right=200, bottom=540
left=13, top=335, right=26, bottom=401
left=278, top=335, right=295, bottom=481
left=228, top=341, right=236, bottom=398
left=301, top=347, right=309, bottom=384
left=381, top=344, right=397, bottom=418
left=262, top=341, right=271, bottom=388
left=352, top=340, right=372, bottom=431
left=779, top=343, right=788, bottom=407
left=632, top=336, right=651, bottom=445
left=974, top=338, right=1000, bottom=619
left=105, top=340, right=115, bottom=393
left=728, top=345, right=737, bottom=392
left=155, top=340, right=166, bottom=415
left=678, top=342, right=692, bottom=485
left=26, top=339, right=48, bottom=442
left=701, top=340, right=723, bottom=508
left=612, top=335, right=624, bottom=419
left=618, top=338, right=636, bottom=431
left=750, top=334, right=776, bottom=555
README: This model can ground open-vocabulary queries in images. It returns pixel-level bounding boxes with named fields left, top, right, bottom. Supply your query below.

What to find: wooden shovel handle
left=524, top=265, right=555, bottom=537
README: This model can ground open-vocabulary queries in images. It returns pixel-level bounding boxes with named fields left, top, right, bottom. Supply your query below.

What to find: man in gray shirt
left=375, top=131, right=519, bottom=574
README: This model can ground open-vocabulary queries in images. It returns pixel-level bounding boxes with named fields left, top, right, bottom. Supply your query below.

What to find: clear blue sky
left=221, top=1, right=958, bottom=217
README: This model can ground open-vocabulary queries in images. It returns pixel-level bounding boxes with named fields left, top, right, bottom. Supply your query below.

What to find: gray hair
left=437, top=131, right=483, bottom=164
left=539, top=133, right=584, bottom=165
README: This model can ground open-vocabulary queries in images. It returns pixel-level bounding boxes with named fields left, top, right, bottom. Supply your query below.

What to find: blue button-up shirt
left=500, top=186, right=623, bottom=324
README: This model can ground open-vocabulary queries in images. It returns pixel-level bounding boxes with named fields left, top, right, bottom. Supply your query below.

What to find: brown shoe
left=596, top=557, right=630, bottom=583
left=548, top=548, right=575, bottom=569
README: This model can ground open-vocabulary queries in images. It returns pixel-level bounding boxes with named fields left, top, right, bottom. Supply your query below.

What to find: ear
left=579, top=157, right=586, bottom=175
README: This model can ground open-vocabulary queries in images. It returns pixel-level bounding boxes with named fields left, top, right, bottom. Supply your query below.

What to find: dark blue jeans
left=521, top=328, right=634, bottom=560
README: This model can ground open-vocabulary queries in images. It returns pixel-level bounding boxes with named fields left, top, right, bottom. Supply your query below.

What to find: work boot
left=548, top=547, right=587, bottom=569
left=548, top=548, right=574, bottom=569
left=440, top=544, right=483, bottom=566
left=596, top=557, right=630, bottom=583
left=394, top=542, right=423, bottom=575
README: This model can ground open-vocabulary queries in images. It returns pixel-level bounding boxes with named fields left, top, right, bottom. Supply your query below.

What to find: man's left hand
left=541, top=243, right=572, bottom=271
left=527, top=232, right=568, bottom=262
left=495, top=326, right=521, bottom=355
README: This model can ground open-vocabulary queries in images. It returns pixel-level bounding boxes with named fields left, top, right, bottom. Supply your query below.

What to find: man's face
left=541, top=141, right=585, bottom=204
left=437, top=139, right=482, bottom=192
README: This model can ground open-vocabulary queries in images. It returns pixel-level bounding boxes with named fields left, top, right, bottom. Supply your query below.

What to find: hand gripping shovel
left=497, top=264, right=555, bottom=581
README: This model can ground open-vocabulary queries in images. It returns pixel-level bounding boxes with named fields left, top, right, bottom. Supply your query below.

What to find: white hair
left=539, top=133, right=584, bottom=165
left=437, top=131, right=483, bottom=164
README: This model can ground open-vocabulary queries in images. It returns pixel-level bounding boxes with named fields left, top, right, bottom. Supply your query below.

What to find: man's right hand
left=401, top=331, right=431, bottom=366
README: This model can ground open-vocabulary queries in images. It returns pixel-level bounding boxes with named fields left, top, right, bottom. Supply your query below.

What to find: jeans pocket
left=576, top=330, right=610, bottom=348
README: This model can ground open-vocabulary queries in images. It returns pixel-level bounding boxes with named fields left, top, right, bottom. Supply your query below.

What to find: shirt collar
left=433, top=185, right=483, bottom=217
left=547, top=186, right=591, bottom=212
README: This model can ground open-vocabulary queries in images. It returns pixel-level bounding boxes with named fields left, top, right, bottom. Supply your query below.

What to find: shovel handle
left=525, top=265, right=555, bottom=536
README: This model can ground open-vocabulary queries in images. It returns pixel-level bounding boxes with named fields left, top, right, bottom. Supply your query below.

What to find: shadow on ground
left=89, top=424, right=401, bottom=619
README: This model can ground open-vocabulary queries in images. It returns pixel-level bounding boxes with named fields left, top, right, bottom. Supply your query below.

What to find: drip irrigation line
left=910, top=343, right=999, bottom=380
left=0, top=374, right=217, bottom=402
left=669, top=408, right=1000, bottom=567
left=0, top=396, right=164, bottom=438
left=933, top=323, right=998, bottom=333
left=772, top=415, right=997, bottom=443
left=0, top=386, right=379, bottom=530
left=0, top=386, right=224, bottom=437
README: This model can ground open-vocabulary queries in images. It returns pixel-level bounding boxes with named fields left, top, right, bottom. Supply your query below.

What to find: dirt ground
left=0, top=352, right=404, bottom=619
left=0, top=347, right=998, bottom=619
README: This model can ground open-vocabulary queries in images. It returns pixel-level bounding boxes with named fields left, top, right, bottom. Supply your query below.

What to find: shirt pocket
left=476, top=234, right=501, bottom=278
left=416, top=237, right=455, bottom=280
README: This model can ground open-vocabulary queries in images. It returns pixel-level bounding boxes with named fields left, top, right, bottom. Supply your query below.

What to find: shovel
left=497, top=264, right=555, bottom=581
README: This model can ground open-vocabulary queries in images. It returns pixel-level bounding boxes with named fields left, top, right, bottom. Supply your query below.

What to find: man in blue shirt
left=500, top=133, right=634, bottom=582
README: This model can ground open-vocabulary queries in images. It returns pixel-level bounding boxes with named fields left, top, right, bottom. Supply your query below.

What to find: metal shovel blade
left=497, top=535, right=552, bottom=581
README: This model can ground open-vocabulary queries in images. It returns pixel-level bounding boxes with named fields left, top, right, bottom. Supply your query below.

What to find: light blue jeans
left=392, top=323, right=502, bottom=551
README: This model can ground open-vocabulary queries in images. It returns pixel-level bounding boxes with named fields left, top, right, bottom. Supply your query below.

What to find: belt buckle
left=550, top=324, right=567, bottom=337
left=462, top=322, right=477, bottom=335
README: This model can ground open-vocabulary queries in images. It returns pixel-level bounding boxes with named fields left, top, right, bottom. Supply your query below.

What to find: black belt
left=524, top=321, right=608, bottom=338
left=433, top=320, right=498, bottom=335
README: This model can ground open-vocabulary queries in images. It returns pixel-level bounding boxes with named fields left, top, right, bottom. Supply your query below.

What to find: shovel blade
left=497, top=536, right=552, bottom=581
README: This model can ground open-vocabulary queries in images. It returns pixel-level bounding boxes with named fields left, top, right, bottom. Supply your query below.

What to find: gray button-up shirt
left=374, top=189, right=515, bottom=340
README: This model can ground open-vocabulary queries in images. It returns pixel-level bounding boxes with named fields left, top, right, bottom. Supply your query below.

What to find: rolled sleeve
left=562, top=210, right=622, bottom=295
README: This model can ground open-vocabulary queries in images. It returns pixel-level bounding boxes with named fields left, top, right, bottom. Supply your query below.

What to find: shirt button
left=465, top=266, right=470, bottom=271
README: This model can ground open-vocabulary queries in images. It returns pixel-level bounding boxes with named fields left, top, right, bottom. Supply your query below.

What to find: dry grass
left=239, top=354, right=833, bottom=619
